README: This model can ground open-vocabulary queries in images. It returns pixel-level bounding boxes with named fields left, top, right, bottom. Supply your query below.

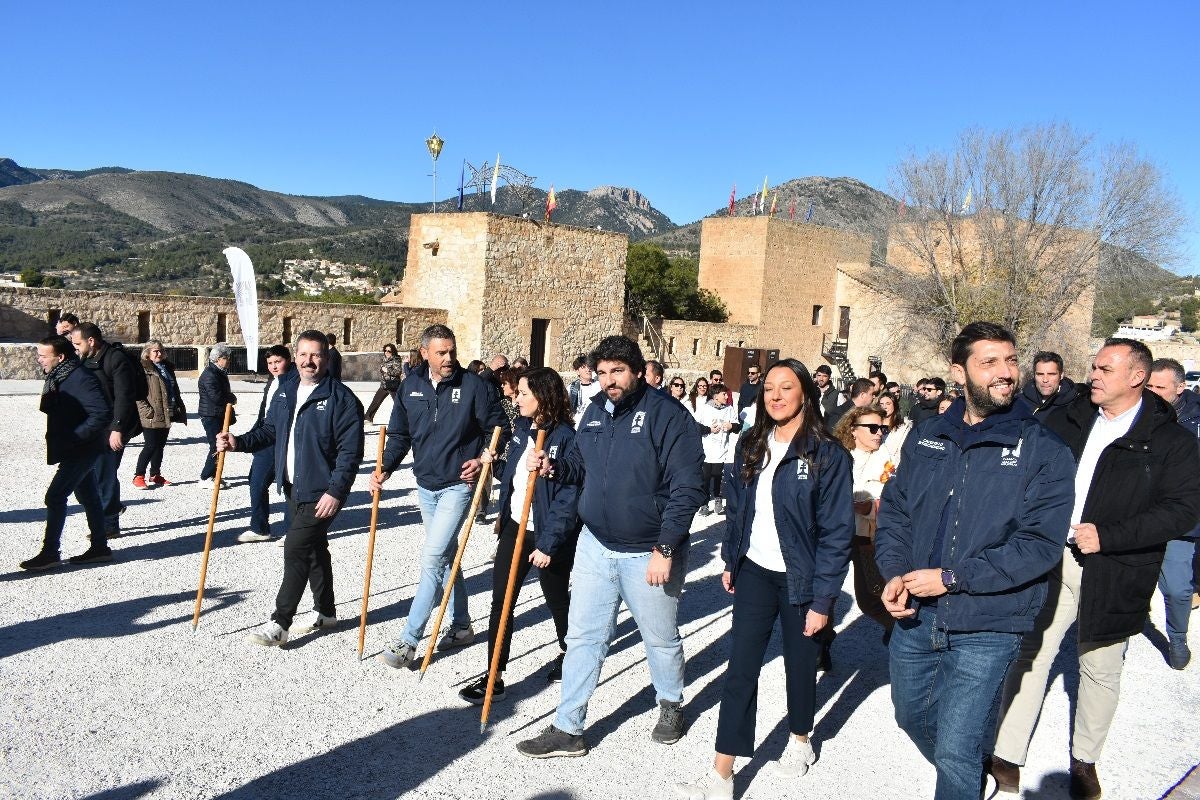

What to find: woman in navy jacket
left=677, top=359, right=854, bottom=799
left=458, top=367, right=581, bottom=705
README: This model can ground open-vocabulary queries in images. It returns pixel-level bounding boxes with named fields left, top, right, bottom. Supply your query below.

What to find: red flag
left=728, top=183, right=736, bottom=216
left=788, top=199, right=796, bottom=220
left=545, top=184, right=557, bottom=221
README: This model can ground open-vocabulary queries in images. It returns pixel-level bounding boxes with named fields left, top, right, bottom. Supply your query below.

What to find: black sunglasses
left=854, top=423, right=890, bottom=434
left=670, top=382, right=686, bottom=388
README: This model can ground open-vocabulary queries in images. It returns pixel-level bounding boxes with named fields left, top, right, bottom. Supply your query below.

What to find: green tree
left=1180, top=298, right=1199, bottom=332
left=625, top=242, right=728, bottom=322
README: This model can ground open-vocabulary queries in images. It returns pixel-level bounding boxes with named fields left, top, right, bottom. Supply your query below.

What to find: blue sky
left=4, top=1, right=1198, bottom=267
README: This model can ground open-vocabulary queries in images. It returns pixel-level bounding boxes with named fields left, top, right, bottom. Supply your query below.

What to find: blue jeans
left=1159, top=538, right=1197, bottom=643
left=890, top=610, right=1021, bottom=800
left=398, top=483, right=473, bottom=647
left=554, top=528, right=688, bottom=736
left=44, top=453, right=106, bottom=553
left=93, top=446, right=123, bottom=532
left=200, top=416, right=221, bottom=480
left=248, top=449, right=276, bottom=536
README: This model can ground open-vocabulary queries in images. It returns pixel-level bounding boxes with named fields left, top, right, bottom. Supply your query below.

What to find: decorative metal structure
left=426, top=132, right=444, bottom=211
left=462, top=160, right=539, bottom=216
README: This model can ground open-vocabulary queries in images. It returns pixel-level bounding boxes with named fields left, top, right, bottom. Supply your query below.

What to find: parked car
left=1186, top=371, right=1200, bottom=392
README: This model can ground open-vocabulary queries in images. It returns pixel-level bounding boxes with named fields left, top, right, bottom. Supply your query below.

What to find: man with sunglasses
left=909, top=377, right=948, bottom=427
left=736, top=365, right=762, bottom=412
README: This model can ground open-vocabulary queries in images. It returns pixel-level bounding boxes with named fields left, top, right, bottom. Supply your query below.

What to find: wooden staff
left=191, top=402, right=234, bottom=631
left=357, top=425, right=388, bottom=659
left=418, top=425, right=504, bottom=681
left=481, top=428, right=547, bottom=732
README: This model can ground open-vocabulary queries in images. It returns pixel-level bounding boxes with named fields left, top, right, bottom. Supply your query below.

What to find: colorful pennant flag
left=545, top=184, right=557, bottom=221
left=788, top=199, right=796, bottom=220
left=804, top=201, right=814, bottom=222
left=729, top=183, right=736, bottom=216
left=769, top=192, right=778, bottom=216
left=491, top=154, right=501, bottom=206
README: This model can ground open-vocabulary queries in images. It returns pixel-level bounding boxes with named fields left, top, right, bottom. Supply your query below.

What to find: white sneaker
left=437, top=624, right=474, bottom=651
left=238, top=530, right=273, bottom=543
left=276, top=535, right=287, bottom=548
left=292, top=612, right=337, bottom=634
left=247, top=622, right=288, bottom=647
left=674, top=768, right=733, bottom=799
left=773, top=737, right=816, bottom=778
left=201, top=478, right=231, bottom=490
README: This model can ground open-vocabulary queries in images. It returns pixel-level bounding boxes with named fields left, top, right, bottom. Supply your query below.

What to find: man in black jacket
left=198, top=343, right=238, bottom=488
left=908, top=377, right=947, bottom=427
left=70, top=323, right=141, bottom=540
left=218, top=330, right=364, bottom=646
left=989, top=338, right=1200, bottom=800
left=825, top=377, right=875, bottom=429
left=1017, top=350, right=1079, bottom=416
left=813, top=365, right=838, bottom=420
left=21, top=336, right=113, bottom=570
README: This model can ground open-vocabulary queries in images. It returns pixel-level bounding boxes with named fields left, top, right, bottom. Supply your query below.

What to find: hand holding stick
left=192, top=402, right=234, bottom=631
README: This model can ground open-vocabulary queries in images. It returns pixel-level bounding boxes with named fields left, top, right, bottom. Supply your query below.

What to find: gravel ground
left=0, top=379, right=1197, bottom=799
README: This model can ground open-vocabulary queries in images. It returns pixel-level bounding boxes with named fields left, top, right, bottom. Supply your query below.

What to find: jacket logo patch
left=1000, top=438, right=1023, bottom=467
left=451, top=388, right=461, bottom=404
left=548, top=445, right=559, bottom=459
left=587, top=420, right=602, bottom=427
left=630, top=411, right=646, bottom=434
left=409, top=391, right=423, bottom=397
left=918, top=438, right=946, bottom=451
left=315, top=400, right=327, bottom=411
left=796, top=461, right=810, bottom=480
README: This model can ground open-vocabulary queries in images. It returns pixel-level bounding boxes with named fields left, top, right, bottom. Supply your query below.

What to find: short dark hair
left=267, top=344, right=292, bottom=362
left=1151, top=358, right=1185, bottom=384
left=849, top=378, right=875, bottom=400
left=39, top=335, right=75, bottom=358
left=1103, top=337, right=1152, bottom=378
left=296, top=329, right=329, bottom=351
left=950, top=321, right=1016, bottom=367
left=421, top=324, right=456, bottom=348
left=884, top=381, right=900, bottom=392
left=1032, top=351, right=1064, bottom=372
left=59, top=312, right=79, bottom=326
left=571, top=354, right=589, bottom=371
left=74, top=322, right=103, bottom=343
left=709, top=369, right=723, bottom=379
left=869, top=370, right=887, bottom=384
left=327, top=332, right=338, bottom=346
left=588, top=335, right=645, bottom=374
left=383, top=343, right=397, bottom=355
left=928, top=377, right=947, bottom=392
left=646, top=360, right=664, bottom=380
left=708, top=382, right=730, bottom=399
left=494, top=365, right=521, bottom=390
left=814, top=364, right=832, bottom=377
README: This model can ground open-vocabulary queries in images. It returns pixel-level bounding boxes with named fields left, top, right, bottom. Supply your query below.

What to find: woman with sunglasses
left=667, top=377, right=688, bottom=402
left=675, top=359, right=853, bottom=799
left=687, top=377, right=710, bottom=416
left=833, top=406, right=897, bottom=644
left=366, top=343, right=404, bottom=425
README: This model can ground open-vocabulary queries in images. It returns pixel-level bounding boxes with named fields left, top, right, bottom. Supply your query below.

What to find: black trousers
left=271, top=488, right=336, bottom=629
left=365, top=386, right=395, bottom=421
left=715, top=558, right=819, bottom=757
left=135, top=427, right=169, bottom=477
left=488, top=516, right=576, bottom=672
left=702, top=462, right=724, bottom=500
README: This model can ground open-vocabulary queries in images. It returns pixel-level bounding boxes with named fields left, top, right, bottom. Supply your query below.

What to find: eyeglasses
left=854, top=423, right=890, bottom=434
left=670, top=382, right=685, bottom=388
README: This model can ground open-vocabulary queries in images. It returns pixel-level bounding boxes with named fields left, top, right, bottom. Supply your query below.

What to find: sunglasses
left=670, top=382, right=685, bottom=388
left=854, top=423, right=890, bottom=434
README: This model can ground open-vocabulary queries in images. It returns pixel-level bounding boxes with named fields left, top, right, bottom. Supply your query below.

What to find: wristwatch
left=653, top=543, right=675, bottom=559
left=941, top=568, right=958, bottom=593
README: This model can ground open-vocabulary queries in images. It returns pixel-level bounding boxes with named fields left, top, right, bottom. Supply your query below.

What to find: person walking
left=365, top=344, right=404, bottom=424
left=132, top=341, right=176, bottom=490
left=326, top=333, right=343, bottom=381
left=674, top=359, right=854, bottom=799
left=141, top=340, right=186, bottom=486
left=458, top=367, right=581, bottom=704
left=238, top=345, right=296, bottom=544
left=695, top=382, right=739, bottom=516
left=875, top=322, right=1075, bottom=800
left=20, top=336, right=113, bottom=570
left=217, top=330, right=364, bottom=646
left=198, top=344, right=237, bottom=488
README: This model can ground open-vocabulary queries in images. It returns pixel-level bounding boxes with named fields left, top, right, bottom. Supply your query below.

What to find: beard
left=965, top=373, right=1016, bottom=417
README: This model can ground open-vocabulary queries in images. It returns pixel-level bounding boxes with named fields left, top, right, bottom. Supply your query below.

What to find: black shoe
left=20, top=550, right=62, bottom=571
left=105, top=528, right=122, bottom=539
left=69, top=547, right=114, bottom=565
left=651, top=699, right=685, bottom=744
left=517, top=725, right=589, bottom=759
left=458, top=676, right=504, bottom=706
left=1168, top=640, right=1192, bottom=670
left=547, top=652, right=565, bottom=683
left=1069, top=757, right=1101, bottom=800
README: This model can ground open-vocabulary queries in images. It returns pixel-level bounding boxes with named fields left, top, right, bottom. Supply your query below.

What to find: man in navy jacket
left=371, top=324, right=508, bottom=668
left=21, top=336, right=113, bottom=570
left=875, top=322, right=1075, bottom=800
left=517, top=335, right=704, bottom=759
left=218, top=330, right=364, bottom=647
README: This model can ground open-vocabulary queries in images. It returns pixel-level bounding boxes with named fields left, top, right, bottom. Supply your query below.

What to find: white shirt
left=508, top=431, right=537, bottom=531
left=264, top=375, right=282, bottom=413
left=286, top=382, right=317, bottom=483
left=696, top=401, right=738, bottom=464
left=747, top=432, right=790, bottom=572
left=1068, top=399, right=1142, bottom=540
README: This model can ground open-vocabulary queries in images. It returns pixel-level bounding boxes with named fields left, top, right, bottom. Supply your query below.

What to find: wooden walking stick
left=418, top=426, right=504, bottom=681
left=192, top=402, right=234, bottom=631
left=481, top=428, right=547, bottom=732
left=357, top=425, right=388, bottom=659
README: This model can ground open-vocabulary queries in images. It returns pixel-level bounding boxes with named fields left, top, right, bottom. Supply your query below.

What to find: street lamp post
left=426, top=132, right=444, bottom=212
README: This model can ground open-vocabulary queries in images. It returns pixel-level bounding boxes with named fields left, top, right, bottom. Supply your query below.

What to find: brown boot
left=1069, top=757, right=1102, bottom=800
left=985, top=755, right=1020, bottom=794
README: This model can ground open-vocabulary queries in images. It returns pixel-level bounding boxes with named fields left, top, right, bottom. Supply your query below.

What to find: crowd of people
left=19, top=315, right=1200, bottom=800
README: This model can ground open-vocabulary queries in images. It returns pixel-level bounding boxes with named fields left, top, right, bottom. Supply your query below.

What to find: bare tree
left=871, top=124, right=1185, bottom=360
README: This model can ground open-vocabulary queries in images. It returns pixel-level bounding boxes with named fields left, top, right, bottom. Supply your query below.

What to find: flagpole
left=426, top=132, right=444, bottom=212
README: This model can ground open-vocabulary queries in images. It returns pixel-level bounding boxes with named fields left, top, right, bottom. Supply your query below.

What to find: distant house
left=1115, top=316, right=1178, bottom=342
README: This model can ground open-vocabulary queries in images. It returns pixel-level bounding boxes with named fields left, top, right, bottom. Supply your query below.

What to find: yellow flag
left=769, top=192, right=778, bottom=216
left=761, top=176, right=769, bottom=207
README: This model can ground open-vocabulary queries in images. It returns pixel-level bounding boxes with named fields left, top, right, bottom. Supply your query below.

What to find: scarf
left=41, top=356, right=79, bottom=412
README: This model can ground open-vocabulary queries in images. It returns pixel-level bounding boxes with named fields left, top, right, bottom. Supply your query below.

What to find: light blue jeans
left=398, top=483, right=473, bottom=648
left=554, top=527, right=688, bottom=736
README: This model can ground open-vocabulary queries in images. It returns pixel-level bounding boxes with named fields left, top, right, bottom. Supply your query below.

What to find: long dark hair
left=739, top=358, right=838, bottom=485
left=522, top=367, right=573, bottom=429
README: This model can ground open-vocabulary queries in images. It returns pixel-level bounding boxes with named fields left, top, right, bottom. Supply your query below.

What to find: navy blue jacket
left=238, top=375, right=364, bottom=503
left=251, top=366, right=298, bottom=432
left=875, top=398, right=1076, bottom=634
left=555, top=381, right=705, bottom=552
left=1174, top=389, right=1200, bottom=541
left=495, top=417, right=581, bottom=557
left=721, top=433, right=854, bottom=614
left=1017, top=376, right=1080, bottom=416
left=43, top=362, right=112, bottom=465
left=383, top=363, right=509, bottom=491
left=198, top=362, right=237, bottom=422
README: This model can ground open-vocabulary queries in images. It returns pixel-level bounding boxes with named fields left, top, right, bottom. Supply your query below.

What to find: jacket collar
left=931, top=396, right=1030, bottom=448
left=1063, top=388, right=1175, bottom=444
left=595, top=380, right=647, bottom=417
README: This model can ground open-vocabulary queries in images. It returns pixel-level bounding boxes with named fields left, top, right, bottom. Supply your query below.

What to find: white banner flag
left=222, top=247, right=259, bottom=373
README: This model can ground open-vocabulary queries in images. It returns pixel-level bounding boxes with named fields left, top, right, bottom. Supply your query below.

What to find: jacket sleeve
left=952, top=435, right=1075, bottom=594
left=1097, top=432, right=1200, bottom=552
left=106, top=350, right=139, bottom=434
left=222, top=373, right=238, bottom=406
left=326, top=390, right=365, bottom=502
left=721, top=447, right=745, bottom=568
left=476, top=378, right=511, bottom=457
left=382, top=389, right=414, bottom=473
left=75, top=371, right=113, bottom=444
left=811, top=445, right=855, bottom=614
left=656, top=405, right=706, bottom=548
left=237, top=393, right=279, bottom=454
left=538, top=429, right=581, bottom=556
left=875, top=434, right=919, bottom=582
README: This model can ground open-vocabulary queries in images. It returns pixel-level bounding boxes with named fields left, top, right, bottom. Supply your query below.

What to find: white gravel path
left=0, top=380, right=1196, bottom=799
